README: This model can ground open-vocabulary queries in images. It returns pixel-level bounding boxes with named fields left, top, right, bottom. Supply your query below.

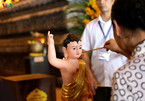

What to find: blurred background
left=0, top=0, right=101, bottom=101
left=0, top=0, right=100, bottom=77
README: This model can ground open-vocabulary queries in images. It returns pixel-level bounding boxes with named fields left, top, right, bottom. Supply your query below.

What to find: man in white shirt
left=104, top=0, right=145, bottom=100
left=81, top=0, right=127, bottom=100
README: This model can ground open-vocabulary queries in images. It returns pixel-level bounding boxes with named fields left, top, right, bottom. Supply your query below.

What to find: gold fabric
left=61, top=59, right=90, bottom=101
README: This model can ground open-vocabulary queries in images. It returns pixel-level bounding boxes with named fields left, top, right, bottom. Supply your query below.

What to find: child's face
left=66, top=41, right=82, bottom=59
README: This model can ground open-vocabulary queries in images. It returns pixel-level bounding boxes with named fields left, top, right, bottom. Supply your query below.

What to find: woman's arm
left=104, top=39, right=130, bottom=59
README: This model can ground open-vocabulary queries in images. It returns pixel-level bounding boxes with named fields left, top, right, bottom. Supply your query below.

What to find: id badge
left=98, top=49, right=110, bottom=61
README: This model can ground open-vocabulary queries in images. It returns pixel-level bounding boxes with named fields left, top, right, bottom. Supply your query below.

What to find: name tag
left=98, top=49, right=110, bottom=61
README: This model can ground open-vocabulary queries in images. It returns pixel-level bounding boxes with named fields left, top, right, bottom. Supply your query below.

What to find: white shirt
left=111, top=40, right=145, bottom=101
left=81, top=15, right=127, bottom=86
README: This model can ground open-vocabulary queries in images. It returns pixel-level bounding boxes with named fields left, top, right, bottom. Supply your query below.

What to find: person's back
left=103, top=0, right=145, bottom=100
left=112, top=49, right=145, bottom=100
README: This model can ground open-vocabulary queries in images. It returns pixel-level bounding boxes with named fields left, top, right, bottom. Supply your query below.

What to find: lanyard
left=98, top=21, right=112, bottom=40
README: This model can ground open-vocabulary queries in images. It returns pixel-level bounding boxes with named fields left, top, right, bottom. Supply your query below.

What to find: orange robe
left=61, top=59, right=92, bottom=101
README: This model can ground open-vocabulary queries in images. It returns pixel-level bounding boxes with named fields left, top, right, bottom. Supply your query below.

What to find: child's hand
left=47, top=31, right=54, bottom=45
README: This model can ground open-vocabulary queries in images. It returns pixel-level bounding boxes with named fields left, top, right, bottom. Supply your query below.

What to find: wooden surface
left=0, top=0, right=68, bottom=35
left=0, top=0, right=68, bottom=53
left=2, top=73, right=56, bottom=101
left=56, top=88, right=62, bottom=101
left=3, top=73, right=52, bottom=81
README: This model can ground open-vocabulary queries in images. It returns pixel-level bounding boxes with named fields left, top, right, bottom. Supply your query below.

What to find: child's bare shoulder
left=59, top=59, right=73, bottom=69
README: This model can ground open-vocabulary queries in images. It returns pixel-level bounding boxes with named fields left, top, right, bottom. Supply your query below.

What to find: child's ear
left=62, top=47, right=68, bottom=58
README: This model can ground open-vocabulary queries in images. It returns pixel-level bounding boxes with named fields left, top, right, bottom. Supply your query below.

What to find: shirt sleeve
left=81, top=24, right=91, bottom=51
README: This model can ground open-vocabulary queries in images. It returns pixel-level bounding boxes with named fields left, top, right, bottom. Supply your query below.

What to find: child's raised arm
left=47, top=31, right=66, bottom=69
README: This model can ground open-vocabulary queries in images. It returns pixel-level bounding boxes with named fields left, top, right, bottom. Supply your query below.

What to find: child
left=47, top=31, right=92, bottom=101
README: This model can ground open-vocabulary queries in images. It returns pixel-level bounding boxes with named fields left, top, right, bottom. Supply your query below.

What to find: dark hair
left=112, top=0, right=145, bottom=31
left=63, top=33, right=81, bottom=48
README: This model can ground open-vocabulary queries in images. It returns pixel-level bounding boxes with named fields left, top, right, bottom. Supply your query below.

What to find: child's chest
left=66, top=65, right=79, bottom=77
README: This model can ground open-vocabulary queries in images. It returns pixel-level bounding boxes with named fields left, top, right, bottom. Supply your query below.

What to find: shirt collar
left=131, top=40, right=145, bottom=58
left=98, top=15, right=105, bottom=23
left=98, top=14, right=112, bottom=24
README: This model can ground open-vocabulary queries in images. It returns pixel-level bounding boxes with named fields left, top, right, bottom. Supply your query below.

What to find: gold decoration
left=26, top=88, right=47, bottom=101
left=29, top=53, right=43, bottom=57
left=28, top=31, right=46, bottom=56
left=61, top=59, right=92, bottom=100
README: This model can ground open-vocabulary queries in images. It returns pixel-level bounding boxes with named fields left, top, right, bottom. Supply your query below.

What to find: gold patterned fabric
left=61, top=59, right=91, bottom=101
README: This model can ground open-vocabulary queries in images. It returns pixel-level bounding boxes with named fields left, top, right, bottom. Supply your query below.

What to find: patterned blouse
left=111, top=40, right=145, bottom=101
